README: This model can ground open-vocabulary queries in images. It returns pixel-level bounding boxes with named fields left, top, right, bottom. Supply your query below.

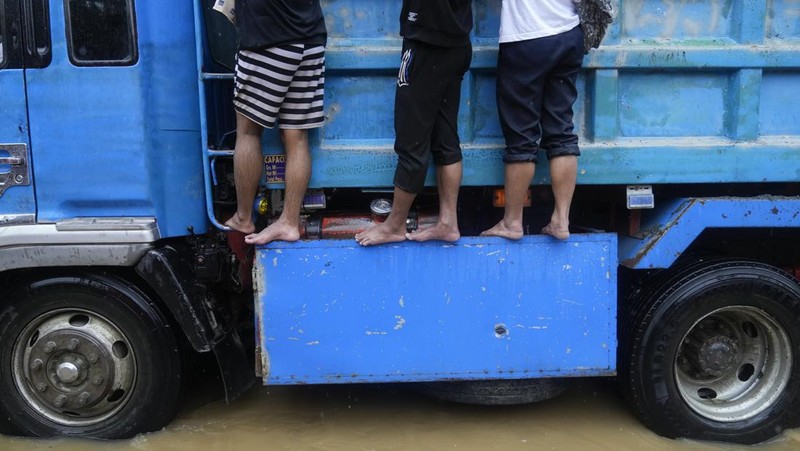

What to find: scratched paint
left=303, top=0, right=800, bottom=189
left=622, top=0, right=733, bottom=40
left=256, top=235, right=617, bottom=385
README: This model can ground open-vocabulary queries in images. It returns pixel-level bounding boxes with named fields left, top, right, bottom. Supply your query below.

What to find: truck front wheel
left=622, top=259, right=800, bottom=444
left=0, top=273, right=183, bottom=439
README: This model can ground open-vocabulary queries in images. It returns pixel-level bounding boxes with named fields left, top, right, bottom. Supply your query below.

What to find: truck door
left=0, top=0, right=38, bottom=224
left=21, top=0, right=140, bottom=223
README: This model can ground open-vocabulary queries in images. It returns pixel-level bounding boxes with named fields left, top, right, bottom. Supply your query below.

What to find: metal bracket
left=0, top=144, right=30, bottom=197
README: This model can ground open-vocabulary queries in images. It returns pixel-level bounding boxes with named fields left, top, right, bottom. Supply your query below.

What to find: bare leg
left=245, top=128, right=311, bottom=245
left=407, top=162, right=461, bottom=243
left=225, top=113, right=264, bottom=235
left=541, top=155, right=576, bottom=240
left=481, top=162, right=535, bottom=240
left=355, top=187, right=414, bottom=246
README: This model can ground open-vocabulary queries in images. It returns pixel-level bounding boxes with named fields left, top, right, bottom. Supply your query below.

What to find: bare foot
left=355, top=222, right=407, bottom=246
left=225, top=213, right=256, bottom=235
left=245, top=220, right=300, bottom=245
left=407, top=222, right=460, bottom=243
left=480, top=220, right=524, bottom=240
left=541, top=223, right=570, bottom=240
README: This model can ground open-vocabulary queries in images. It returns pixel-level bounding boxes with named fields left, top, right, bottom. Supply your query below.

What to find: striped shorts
left=233, top=44, right=325, bottom=130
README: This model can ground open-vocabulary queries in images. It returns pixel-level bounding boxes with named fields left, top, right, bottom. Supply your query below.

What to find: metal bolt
left=54, top=395, right=67, bottom=408
left=92, top=376, right=104, bottom=386
left=14, top=174, right=24, bottom=184
left=87, top=353, right=99, bottom=363
left=31, top=359, right=44, bottom=371
left=43, top=341, right=57, bottom=354
left=77, top=392, right=90, bottom=405
left=67, top=338, right=80, bottom=351
left=35, top=382, right=47, bottom=393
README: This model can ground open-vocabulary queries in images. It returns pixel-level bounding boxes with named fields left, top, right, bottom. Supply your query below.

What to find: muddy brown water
left=1, top=376, right=798, bottom=451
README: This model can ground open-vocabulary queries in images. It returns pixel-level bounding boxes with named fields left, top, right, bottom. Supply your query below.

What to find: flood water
left=1, top=373, right=798, bottom=451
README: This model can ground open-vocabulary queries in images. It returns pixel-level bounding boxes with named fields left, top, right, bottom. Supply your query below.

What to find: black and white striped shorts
left=233, top=44, right=325, bottom=130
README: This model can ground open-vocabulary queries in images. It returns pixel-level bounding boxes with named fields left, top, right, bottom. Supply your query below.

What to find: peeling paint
left=393, top=316, right=406, bottom=330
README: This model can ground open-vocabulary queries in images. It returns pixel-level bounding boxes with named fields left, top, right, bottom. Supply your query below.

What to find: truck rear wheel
left=0, top=273, right=183, bottom=439
left=620, top=259, right=800, bottom=444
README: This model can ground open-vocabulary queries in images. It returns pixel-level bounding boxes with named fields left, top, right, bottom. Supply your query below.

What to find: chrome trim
left=0, top=214, right=36, bottom=226
left=56, top=217, right=158, bottom=231
left=0, top=144, right=30, bottom=196
left=0, top=217, right=160, bottom=271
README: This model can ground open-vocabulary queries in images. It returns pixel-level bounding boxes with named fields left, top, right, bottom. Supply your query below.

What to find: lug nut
left=31, top=359, right=44, bottom=371
left=77, top=392, right=90, bottom=405
left=36, top=382, right=47, bottom=393
left=54, top=395, right=67, bottom=408
left=67, top=338, right=80, bottom=351
left=92, top=376, right=104, bottom=386
left=43, top=341, right=57, bottom=354
left=87, top=353, right=99, bottom=363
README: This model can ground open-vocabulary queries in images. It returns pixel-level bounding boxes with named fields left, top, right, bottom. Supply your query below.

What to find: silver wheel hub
left=13, top=310, right=136, bottom=427
left=675, top=306, right=792, bottom=423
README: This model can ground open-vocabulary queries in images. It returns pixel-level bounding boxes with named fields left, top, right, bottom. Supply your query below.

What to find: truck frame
left=1, top=0, right=799, bottom=444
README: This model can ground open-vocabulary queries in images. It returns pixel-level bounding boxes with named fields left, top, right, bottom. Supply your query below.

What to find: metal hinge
left=0, top=144, right=30, bottom=197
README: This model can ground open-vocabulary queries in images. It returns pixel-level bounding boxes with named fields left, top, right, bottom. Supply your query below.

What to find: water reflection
left=1, top=377, right=798, bottom=450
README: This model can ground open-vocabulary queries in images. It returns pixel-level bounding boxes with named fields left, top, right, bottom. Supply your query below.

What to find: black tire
left=416, top=378, right=568, bottom=406
left=620, top=259, right=800, bottom=444
left=0, top=273, right=183, bottom=439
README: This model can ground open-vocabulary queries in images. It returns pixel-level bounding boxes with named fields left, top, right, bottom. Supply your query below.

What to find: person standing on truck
left=481, top=0, right=584, bottom=241
left=355, top=0, right=473, bottom=246
left=224, top=0, right=327, bottom=245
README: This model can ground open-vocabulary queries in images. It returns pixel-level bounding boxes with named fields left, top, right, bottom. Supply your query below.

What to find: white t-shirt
left=499, top=0, right=580, bottom=44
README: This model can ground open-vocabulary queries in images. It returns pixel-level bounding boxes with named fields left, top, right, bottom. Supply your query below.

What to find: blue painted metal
left=204, top=0, right=799, bottom=191
left=620, top=197, right=800, bottom=269
left=194, top=1, right=799, bottom=220
left=256, top=234, right=618, bottom=384
left=21, top=1, right=207, bottom=237
left=0, top=68, right=35, bottom=218
left=0, top=0, right=35, bottom=220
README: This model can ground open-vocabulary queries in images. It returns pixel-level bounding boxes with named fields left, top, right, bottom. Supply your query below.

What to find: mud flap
left=136, top=245, right=255, bottom=401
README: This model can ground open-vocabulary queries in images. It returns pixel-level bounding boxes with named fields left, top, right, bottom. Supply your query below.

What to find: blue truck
left=1, top=0, right=799, bottom=444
